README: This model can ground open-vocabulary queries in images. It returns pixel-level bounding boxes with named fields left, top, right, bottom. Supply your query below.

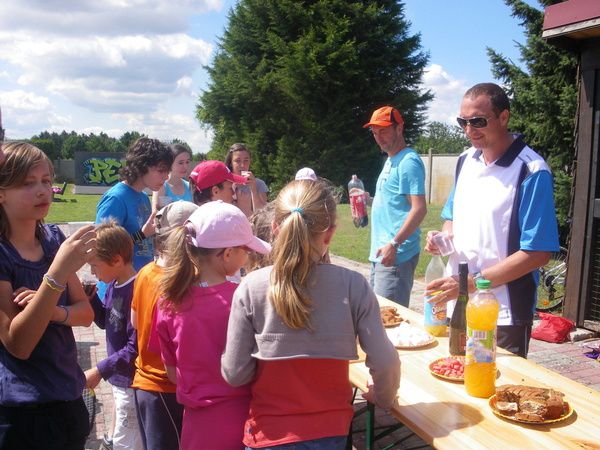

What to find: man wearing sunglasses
left=425, top=83, right=559, bottom=358
left=363, top=106, right=427, bottom=307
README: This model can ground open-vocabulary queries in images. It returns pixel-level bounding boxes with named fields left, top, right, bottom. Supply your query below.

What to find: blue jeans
left=370, top=253, right=419, bottom=307
left=246, top=435, right=347, bottom=450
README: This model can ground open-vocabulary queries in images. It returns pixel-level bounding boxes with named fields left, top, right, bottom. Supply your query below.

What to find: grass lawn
left=330, top=204, right=444, bottom=279
left=46, top=186, right=444, bottom=278
left=46, top=185, right=101, bottom=223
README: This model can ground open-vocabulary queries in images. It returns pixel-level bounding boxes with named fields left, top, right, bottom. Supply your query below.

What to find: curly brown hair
left=119, top=138, right=174, bottom=184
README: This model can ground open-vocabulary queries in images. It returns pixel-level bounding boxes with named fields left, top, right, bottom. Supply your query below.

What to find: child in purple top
left=0, top=142, right=95, bottom=449
left=154, top=201, right=271, bottom=450
left=85, top=221, right=140, bottom=450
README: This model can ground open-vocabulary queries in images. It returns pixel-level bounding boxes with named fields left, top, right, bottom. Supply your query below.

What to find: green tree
left=488, top=0, right=577, bottom=242
left=61, top=133, right=87, bottom=159
left=197, top=0, right=431, bottom=192
left=414, top=121, right=470, bottom=155
left=30, top=138, right=59, bottom=161
left=119, top=131, right=145, bottom=149
left=85, top=133, right=112, bottom=153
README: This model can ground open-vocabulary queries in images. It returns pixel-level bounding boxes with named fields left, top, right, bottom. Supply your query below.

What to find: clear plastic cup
left=432, top=231, right=455, bottom=256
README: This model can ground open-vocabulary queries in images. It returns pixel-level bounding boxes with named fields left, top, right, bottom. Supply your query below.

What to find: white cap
left=295, top=167, right=317, bottom=181
left=185, top=201, right=271, bottom=254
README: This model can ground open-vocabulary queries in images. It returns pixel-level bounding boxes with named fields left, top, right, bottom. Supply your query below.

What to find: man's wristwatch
left=390, top=238, right=400, bottom=249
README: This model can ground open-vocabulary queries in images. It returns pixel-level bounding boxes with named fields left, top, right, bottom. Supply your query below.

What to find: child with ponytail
left=154, top=201, right=271, bottom=450
left=222, top=179, right=400, bottom=449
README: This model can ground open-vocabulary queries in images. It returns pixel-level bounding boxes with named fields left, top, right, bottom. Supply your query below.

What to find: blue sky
left=0, top=0, right=540, bottom=153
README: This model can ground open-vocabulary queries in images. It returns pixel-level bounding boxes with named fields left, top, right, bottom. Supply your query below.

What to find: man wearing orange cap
left=363, top=106, right=427, bottom=306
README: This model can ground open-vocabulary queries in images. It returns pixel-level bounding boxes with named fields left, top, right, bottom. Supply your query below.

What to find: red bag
left=532, top=312, right=575, bottom=343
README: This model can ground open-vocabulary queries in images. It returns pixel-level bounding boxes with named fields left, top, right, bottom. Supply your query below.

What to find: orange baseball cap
left=363, top=106, right=404, bottom=128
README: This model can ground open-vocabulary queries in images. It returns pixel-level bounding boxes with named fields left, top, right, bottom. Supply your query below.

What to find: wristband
left=390, top=238, right=400, bottom=249
left=56, top=305, right=69, bottom=324
left=43, top=273, right=66, bottom=292
left=132, top=229, right=146, bottom=244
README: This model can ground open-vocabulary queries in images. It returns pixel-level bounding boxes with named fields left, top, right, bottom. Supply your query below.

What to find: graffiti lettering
left=84, top=158, right=123, bottom=186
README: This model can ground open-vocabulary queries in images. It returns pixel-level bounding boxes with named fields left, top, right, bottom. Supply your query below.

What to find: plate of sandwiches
left=489, top=384, right=573, bottom=424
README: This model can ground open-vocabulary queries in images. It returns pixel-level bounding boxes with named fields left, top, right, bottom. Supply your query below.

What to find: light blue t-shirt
left=369, top=148, right=425, bottom=264
left=95, top=182, right=154, bottom=299
left=163, top=179, right=193, bottom=203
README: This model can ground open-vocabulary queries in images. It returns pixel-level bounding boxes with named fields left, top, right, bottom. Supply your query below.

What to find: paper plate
left=488, top=395, right=574, bottom=424
left=386, top=325, right=435, bottom=349
left=395, top=335, right=436, bottom=349
left=429, top=356, right=464, bottom=382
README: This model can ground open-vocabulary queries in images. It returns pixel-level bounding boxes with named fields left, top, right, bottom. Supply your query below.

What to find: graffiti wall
left=74, top=152, right=125, bottom=186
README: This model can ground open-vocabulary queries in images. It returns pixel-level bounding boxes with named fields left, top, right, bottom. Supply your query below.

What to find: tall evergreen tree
left=197, top=0, right=431, bottom=192
left=488, top=0, right=577, bottom=241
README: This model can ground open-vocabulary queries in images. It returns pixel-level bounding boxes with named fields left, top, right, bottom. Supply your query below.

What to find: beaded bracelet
left=56, top=305, right=69, bottom=325
left=43, top=273, right=66, bottom=292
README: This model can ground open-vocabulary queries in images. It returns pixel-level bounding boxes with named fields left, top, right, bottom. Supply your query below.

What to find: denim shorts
left=246, top=435, right=347, bottom=450
left=370, top=253, right=420, bottom=307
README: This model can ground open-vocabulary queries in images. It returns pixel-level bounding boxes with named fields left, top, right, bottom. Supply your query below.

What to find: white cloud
left=0, top=33, right=212, bottom=112
left=111, top=108, right=212, bottom=154
left=0, top=1, right=223, bottom=36
left=0, top=0, right=222, bottom=144
left=0, top=90, right=72, bottom=135
left=422, top=64, right=469, bottom=125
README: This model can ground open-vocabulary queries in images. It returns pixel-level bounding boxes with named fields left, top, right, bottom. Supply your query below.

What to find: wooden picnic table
left=349, top=296, right=600, bottom=449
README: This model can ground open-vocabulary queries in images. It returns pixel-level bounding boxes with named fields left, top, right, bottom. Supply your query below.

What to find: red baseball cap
left=363, top=106, right=404, bottom=128
left=189, top=160, right=247, bottom=190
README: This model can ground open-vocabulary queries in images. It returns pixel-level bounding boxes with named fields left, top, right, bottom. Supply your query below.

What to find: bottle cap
left=475, top=279, right=491, bottom=289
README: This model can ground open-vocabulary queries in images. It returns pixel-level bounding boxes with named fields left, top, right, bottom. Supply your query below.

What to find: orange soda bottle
left=423, top=255, right=447, bottom=336
left=464, top=279, right=499, bottom=398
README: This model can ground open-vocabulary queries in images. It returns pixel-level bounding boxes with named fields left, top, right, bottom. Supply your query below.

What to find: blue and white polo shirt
left=442, top=135, right=559, bottom=326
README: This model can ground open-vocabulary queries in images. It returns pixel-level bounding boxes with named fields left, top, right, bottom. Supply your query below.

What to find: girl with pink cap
left=153, top=201, right=271, bottom=450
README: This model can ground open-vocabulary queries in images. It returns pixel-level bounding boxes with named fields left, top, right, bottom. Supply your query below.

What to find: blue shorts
left=370, top=253, right=420, bottom=307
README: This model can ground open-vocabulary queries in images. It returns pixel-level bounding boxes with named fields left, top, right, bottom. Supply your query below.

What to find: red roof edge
left=543, top=0, right=600, bottom=31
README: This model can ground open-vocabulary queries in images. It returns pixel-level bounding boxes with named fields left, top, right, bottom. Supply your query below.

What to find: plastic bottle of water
left=348, top=175, right=368, bottom=228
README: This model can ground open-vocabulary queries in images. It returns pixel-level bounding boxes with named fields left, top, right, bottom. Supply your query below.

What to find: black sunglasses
left=456, top=117, right=488, bottom=129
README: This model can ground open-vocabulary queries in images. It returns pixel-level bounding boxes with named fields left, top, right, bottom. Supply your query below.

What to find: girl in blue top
left=0, top=142, right=97, bottom=449
left=152, top=144, right=193, bottom=211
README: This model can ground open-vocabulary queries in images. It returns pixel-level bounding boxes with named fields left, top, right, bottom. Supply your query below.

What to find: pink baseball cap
left=189, top=160, right=247, bottom=191
left=185, top=200, right=271, bottom=254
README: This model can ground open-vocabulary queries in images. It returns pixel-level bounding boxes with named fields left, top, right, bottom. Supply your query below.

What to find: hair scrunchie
left=290, top=207, right=304, bottom=216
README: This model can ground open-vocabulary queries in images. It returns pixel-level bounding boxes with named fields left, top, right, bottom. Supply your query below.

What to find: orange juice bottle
left=424, top=255, right=447, bottom=336
left=464, top=279, right=499, bottom=398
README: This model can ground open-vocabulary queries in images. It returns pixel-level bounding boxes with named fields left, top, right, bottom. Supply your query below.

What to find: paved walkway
left=74, top=254, right=599, bottom=449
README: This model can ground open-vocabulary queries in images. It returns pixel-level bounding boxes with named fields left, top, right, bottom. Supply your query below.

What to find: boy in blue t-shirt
left=95, top=138, right=173, bottom=300
left=85, top=221, right=140, bottom=450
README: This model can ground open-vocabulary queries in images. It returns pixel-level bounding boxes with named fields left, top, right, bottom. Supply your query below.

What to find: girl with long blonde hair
left=222, top=179, right=400, bottom=450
